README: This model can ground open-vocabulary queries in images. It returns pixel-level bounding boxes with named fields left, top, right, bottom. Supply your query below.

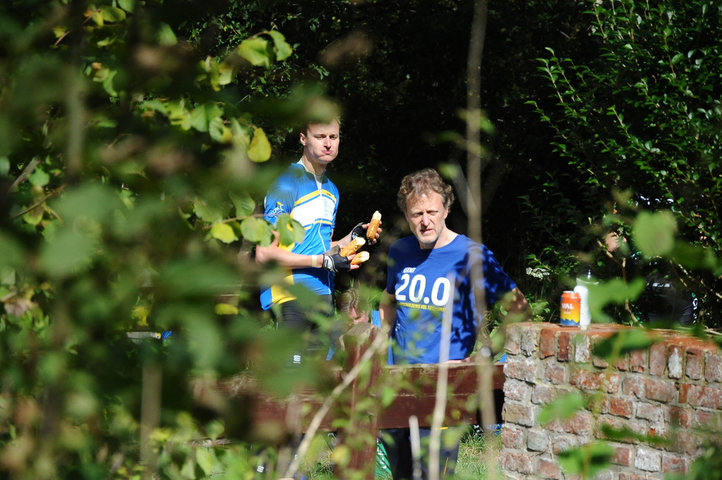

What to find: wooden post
left=334, top=322, right=382, bottom=480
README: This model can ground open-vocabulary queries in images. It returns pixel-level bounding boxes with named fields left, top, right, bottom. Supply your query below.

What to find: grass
left=304, top=428, right=502, bottom=479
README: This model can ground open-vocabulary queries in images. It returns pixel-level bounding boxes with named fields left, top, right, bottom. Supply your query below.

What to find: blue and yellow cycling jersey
left=260, top=160, right=339, bottom=310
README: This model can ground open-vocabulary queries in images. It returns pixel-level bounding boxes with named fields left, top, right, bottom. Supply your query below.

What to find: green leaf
left=237, top=37, right=271, bottom=67
left=196, top=448, right=215, bottom=475
left=0, top=233, right=25, bottom=268
left=230, top=192, right=255, bottom=218
left=100, top=6, right=126, bottom=23
left=193, top=198, right=224, bottom=223
left=190, top=102, right=223, bottom=133
left=208, top=116, right=226, bottom=142
left=247, top=127, right=271, bottom=162
left=28, top=167, right=49, bottom=187
left=268, top=30, right=292, bottom=61
left=158, top=259, right=238, bottom=297
left=53, top=182, right=122, bottom=227
left=156, top=22, right=177, bottom=46
left=215, top=303, right=239, bottom=315
left=632, top=210, right=677, bottom=257
left=558, top=442, right=615, bottom=477
left=39, top=227, right=99, bottom=277
left=538, top=393, right=584, bottom=425
left=117, top=0, right=135, bottom=13
left=25, top=205, right=47, bottom=226
left=240, top=217, right=274, bottom=245
left=276, top=214, right=306, bottom=247
left=0, top=157, right=10, bottom=175
left=593, top=330, right=657, bottom=359
left=210, top=223, right=238, bottom=244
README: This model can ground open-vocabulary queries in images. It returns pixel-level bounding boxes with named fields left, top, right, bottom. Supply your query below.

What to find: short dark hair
left=396, top=168, right=455, bottom=213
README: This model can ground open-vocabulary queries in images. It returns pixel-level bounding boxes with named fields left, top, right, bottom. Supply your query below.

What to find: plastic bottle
left=574, top=268, right=593, bottom=329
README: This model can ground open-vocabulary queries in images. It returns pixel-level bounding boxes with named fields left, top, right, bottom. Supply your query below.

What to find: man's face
left=348, top=307, right=370, bottom=325
left=300, top=121, right=340, bottom=167
left=404, top=191, right=448, bottom=249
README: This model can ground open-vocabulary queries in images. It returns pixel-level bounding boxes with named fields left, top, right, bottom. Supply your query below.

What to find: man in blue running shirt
left=379, top=168, right=529, bottom=479
left=255, top=118, right=380, bottom=365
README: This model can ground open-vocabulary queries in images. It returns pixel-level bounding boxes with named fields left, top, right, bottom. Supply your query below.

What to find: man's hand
left=322, top=250, right=351, bottom=272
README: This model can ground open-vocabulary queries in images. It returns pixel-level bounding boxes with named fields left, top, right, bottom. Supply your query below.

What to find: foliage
left=0, top=0, right=341, bottom=478
left=525, top=0, right=722, bottom=326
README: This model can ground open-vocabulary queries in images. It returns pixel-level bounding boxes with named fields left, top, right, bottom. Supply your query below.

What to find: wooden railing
left=215, top=322, right=505, bottom=479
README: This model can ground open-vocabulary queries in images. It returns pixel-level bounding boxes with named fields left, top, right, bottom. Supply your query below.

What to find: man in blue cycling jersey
left=379, top=168, right=529, bottom=479
left=255, top=118, right=380, bottom=365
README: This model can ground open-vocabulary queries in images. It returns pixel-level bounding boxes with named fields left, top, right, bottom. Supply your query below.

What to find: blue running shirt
left=260, top=161, right=339, bottom=310
left=385, top=234, right=516, bottom=364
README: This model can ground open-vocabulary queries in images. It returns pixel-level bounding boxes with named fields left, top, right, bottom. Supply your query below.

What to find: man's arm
left=501, top=287, right=532, bottom=319
left=255, top=232, right=357, bottom=271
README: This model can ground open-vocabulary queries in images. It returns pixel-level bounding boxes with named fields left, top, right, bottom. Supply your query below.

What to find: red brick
left=667, top=406, right=692, bottom=429
left=504, top=358, right=537, bottom=383
left=630, top=349, right=646, bottom=373
left=694, top=410, right=721, bottom=430
left=540, top=328, right=556, bottom=358
left=500, top=451, right=534, bottom=474
left=605, top=372, right=621, bottom=394
left=686, top=347, right=704, bottom=380
left=681, top=384, right=722, bottom=409
left=615, top=353, right=629, bottom=371
left=611, top=445, right=633, bottom=466
left=537, top=457, right=562, bottom=479
left=619, top=473, right=646, bottom=480
left=501, top=424, right=524, bottom=449
left=544, top=364, right=567, bottom=384
left=571, top=368, right=603, bottom=391
left=558, top=331, right=572, bottom=362
left=547, top=411, right=593, bottom=436
left=706, top=350, right=722, bottom=383
left=644, top=378, right=677, bottom=403
left=622, top=376, right=643, bottom=398
left=503, top=401, right=536, bottom=427
left=662, top=453, right=687, bottom=473
left=649, top=342, right=667, bottom=376
left=636, top=402, right=664, bottom=423
left=607, top=397, right=633, bottom=418
left=674, top=431, right=704, bottom=455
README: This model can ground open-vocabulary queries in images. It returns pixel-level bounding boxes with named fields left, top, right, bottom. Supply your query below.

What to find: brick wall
left=500, top=322, right=722, bottom=479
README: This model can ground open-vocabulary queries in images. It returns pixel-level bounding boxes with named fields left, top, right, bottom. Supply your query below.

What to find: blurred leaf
left=99, top=6, right=126, bottom=23
left=22, top=207, right=44, bottom=226
left=558, top=441, right=615, bottom=477
left=39, top=227, right=99, bottom=277
left=276, top=214, right=305, bottom=247
left=237, top=37, right=270, bottom=67
left=230, top=192, right=255, bottom=218
left=215, top=303, right=238, bottom=315
left=268, top=30, right=292, bottom=61
left=593, top=329, right=657, bottom=358
left=156, top=22, right=177, bottom=46
left=190, top=102, right=223, bottom=133
left=632, top=210, right=677, bottom=258
left=193, top=198, right=224, bottom=223
left=53, top=182, right=123, bottom=225
left=196, top=448, right=215, bottom=475
left=159, top=259, right=239, bottom=298
left=588, top=277, right=645, bottom=323
left=210, top=223, right=238, bottom=244
left=247, top=127, right=271, bottom=162
left=538, top=392, right=584, bottom=425
left=240, top=217, right=274, bottom=245
left=28, top=167, right=49, bottom=187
